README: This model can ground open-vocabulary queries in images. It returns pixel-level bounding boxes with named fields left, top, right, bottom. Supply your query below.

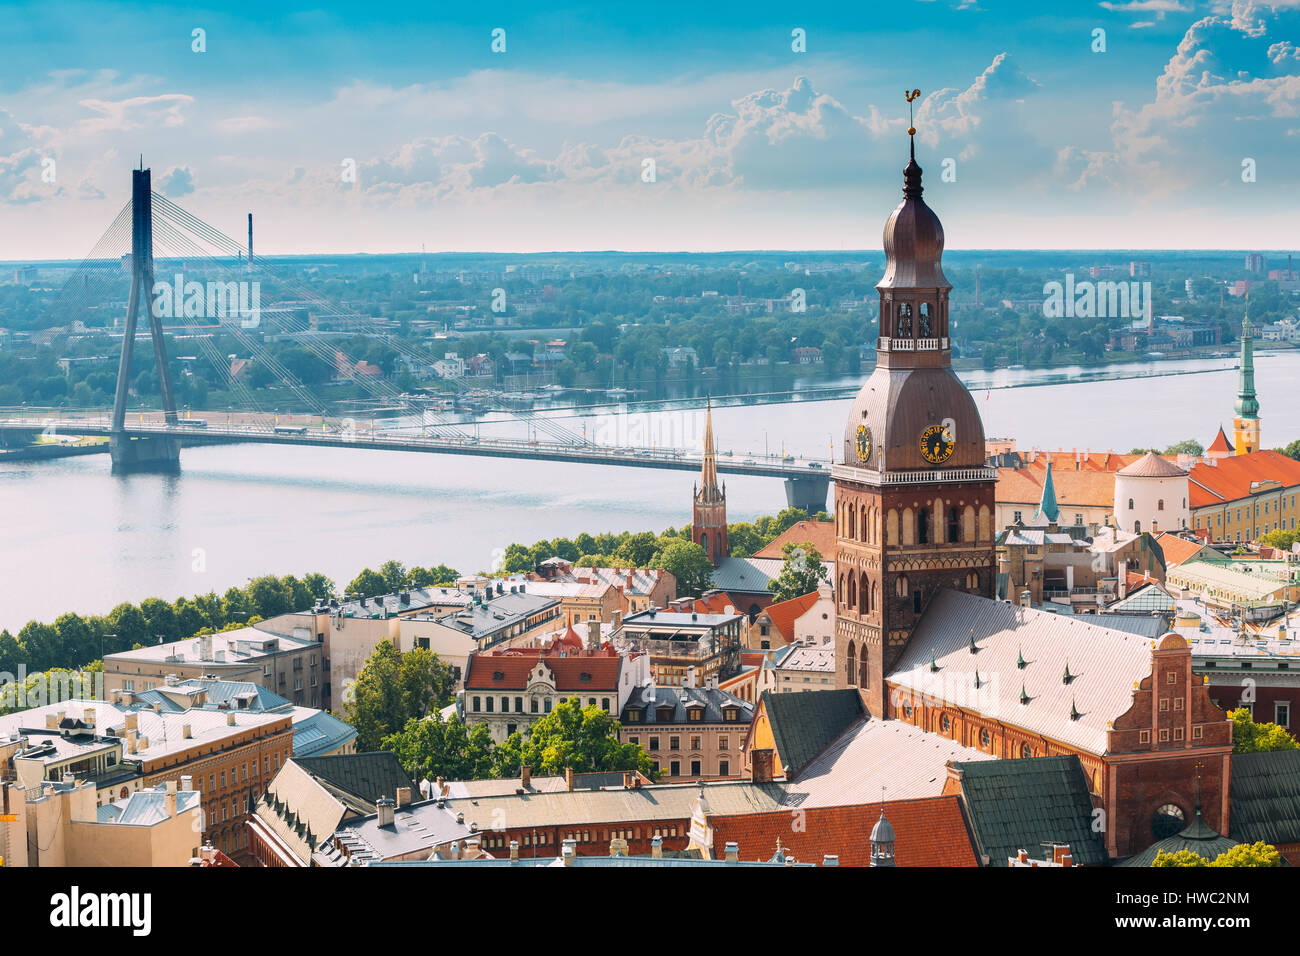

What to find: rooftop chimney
left=651, top=835, right=663, bottom=859
left=823, top=854, right=840, bottom=867
left=509, top=840, right=519, bottom=861
left=562, top=839, right=577, bottom=865
left=182, top=724, right=192, bottom=739
left=724, top=841, right=739, bottom=863
left=520, top=765, right=531, bottom=789
left=565, top=766, right=575, bottom=792
left=376, top=796, right=395, bottom=828
left=751, top=748, right=775, bottom=784
left=396, top=786, right=412, bottom=809
left=180, top=775, right=194, bottom=792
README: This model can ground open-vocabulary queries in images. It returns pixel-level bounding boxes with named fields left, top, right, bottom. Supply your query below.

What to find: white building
left=1113, top=452, right=1190, bottom=534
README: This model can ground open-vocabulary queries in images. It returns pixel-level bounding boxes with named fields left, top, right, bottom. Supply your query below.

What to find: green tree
left=339, top=641, right=408, bottom=752
left=1164, top=439, right=1204, bottom=456
left=1153, top=841, right=1282, bottom=867
left=53, top=613, right=96, bottom=668
left=407, top=564, right=459, bottom=587
left=301, top=572, right=337, bottom=601
left=499, top=543, right=534, bottom=574
left=378, top=560, right=408, bottom=592
left=1279, top=439, right=1300, bottom=461
left=139, top=597, right=181, bottom=643
left=491, top=700, right=653, bottom=778
left=1229, top=707, right=1299, bottom=753
left=382, top=712, right=496, bottom=782
left=616, top=531, right=659, bottom=567
left=400, top=646, right=457, bottom=715
left=651, top=539, right=714, bottom=597
left=1261, top=528, right=1299, bottom=551
left=346, top=567, right=388, bottom=599
left=767, top=542, right=830, bottom=603
left=105, top=603, right=148, bottom=653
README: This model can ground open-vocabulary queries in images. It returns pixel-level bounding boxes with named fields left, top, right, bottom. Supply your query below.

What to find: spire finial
left=905, top=88, right=921, bottom=153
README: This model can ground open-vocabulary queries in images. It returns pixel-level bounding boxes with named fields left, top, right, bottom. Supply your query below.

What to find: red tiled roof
left=464, top=654, right=620, bottom=691
left=694, top=591, right=742, bottom=614
left=1208, top=426, right=1234, bottom=455
left=1188, top=450, right=1300, bottom=508
left=754, top=520, right=837, bottom=559
left=995, top=466, right=1116, bottom=509
left=1117, top=451, right=1187, bottom=478
left=710, top=797, right=978, bottom=867
left=1154, top=532, right=1206, bottom=568
left=760, top=591, right=821, bottom=644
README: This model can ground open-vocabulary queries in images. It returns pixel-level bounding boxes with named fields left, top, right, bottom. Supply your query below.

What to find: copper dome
left=843, top=365, right=987, bottom=471
left=877, top=154, right=950, bottom=292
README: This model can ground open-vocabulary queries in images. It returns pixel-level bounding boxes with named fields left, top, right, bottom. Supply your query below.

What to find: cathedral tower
left=692, top=400, right=728, bottom=565
left=833, top=103, right=997, bottom=716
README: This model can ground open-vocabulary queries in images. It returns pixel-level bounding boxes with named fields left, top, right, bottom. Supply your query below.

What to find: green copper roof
left=1229, top=749, right=1300, bottom=847
left=1033, top=460, right=1060, bottom=525
left=1235, top=314, right=1259, bottom=418
left=953, top=756, right=1108, bottom=867
left=1120, top=810, right=1238, bottom=867
left=759, top=689, right=864, bottom=779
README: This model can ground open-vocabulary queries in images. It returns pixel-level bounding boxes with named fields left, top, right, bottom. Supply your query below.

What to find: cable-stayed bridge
left=3, top=168, right=831, bottom=510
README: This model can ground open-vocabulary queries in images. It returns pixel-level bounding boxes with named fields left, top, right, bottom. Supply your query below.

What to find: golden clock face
left=855, top=424, right=872, bottom=463
left=919, top=423, right=955, bottom=464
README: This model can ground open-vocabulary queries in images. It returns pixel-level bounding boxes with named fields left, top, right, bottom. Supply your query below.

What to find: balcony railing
left=833, top=464, right=998, bottom=486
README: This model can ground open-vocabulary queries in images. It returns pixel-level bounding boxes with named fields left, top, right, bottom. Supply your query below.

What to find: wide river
left=2, top=352, right=1296, bottom=631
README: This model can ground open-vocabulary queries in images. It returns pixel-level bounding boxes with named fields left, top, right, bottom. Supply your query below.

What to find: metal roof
left=891, top=590, right=1157, bottom=755
left=952, top=755, right=1108, bottom=867
left=760, top=689, right=863, bottom=778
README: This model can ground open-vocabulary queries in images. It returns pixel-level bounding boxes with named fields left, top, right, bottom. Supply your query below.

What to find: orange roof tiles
left=710, top=797, right=978, bottom=867
left=996, top=464, right=1117, bottom=509
left=1154, top=532, right=1207, bottom=568
left=1208, top=427, right=1234, bottom=455
left=694, top=591, right=742, bottom=614
left=760, top=591, right=821, bottom=644
left=1188, top=450, right=1300, bottom=508
left=464, top=654, right=621, bottom=691
left=754, top=519, right=837, bottom=559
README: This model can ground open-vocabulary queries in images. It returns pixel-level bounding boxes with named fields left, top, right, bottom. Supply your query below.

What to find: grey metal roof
left=325, top=799, right=475, bottom=864
left=97, top=786, right=202, bottom=826
left=621, top=684, right=754, bottom=725
left=785, top=717, right=992, bottom=805
left=709, top=557, right=785, bottom=596
left=891, top=590, right=1156, bottom=755
left=291, top=709, right=360, bottom=758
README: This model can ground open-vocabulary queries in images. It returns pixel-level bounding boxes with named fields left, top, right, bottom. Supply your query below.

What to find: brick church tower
left=692, top=400, right=728, bottom=565
left=833, top=121, right=998, bottom=717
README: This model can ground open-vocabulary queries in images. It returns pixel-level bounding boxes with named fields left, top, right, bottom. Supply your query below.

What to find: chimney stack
left=376, top=796, right=395, bottom=828
left=520, top=765, right=531, bottom=790
left=651, top=835, right=663, bottom=859
left=395, top=786, right=411, bottom=809
left=751, top=748, right=775, bottom=784
left=180, top=775, right=194, bottom=791
left=724, top=841, right=739, bottom=863
left=822, top=854, right=840, bottom=867
left=509, top=840, right=519, bottom=861
left=562, top=839, right=576, bottom=865
left=565, top=766, right=575, bottom=792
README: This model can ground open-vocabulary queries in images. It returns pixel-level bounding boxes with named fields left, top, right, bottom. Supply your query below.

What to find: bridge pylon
left=110, top=167, right=181, bottom=473
left=784, top=472, right=830, bottom=515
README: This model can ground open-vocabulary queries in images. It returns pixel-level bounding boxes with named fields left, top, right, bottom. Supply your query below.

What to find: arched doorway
left=1152, top=803, right=1185, bottom=841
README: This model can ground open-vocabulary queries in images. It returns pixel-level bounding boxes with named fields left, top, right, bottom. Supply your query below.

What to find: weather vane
left=905, top=89, right=922, bottom=136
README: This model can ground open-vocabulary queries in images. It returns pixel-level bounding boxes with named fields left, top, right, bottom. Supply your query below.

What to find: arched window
left=948, top=507, right=960, bottom=543
left=1135, top=520, right=1141, bottom=532
left=919, top=302, right=932, bottom=338
left=897, top=303, right=913, bottom=337
left=896, top=574, right=909, bottom=598
left=846, top=642, right=857, bottom=687
left=1152, top=804, right=1185, bottom=841
left=913, top=587, right=922, bottom=614
left=859, top=651, right=868, bottom=688
left=700, top=531, right=709, bottom=556
left=859, top=571, right=870, bottom=614
left=848, top=574, right=858, bottom=610
left=887, top=509, right=900, bottom=546
left=917, top=508, right=930, bottom=545
left=1157, top=499, right=1165, bottom=511
left=871, top=581, right=879, bottom=612
left=1128, top=498, right=1134, bottom=510
left=848, top=508, right=856, bottom=539
left=1020, top=743, right=1033, bottom=759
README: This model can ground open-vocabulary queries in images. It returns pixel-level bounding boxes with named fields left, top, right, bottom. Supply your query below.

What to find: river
left=1, top=351, right=1296, bottom=631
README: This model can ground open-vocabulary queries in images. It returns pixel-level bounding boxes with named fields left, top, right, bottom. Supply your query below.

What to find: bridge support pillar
left=110, top=433, right=181, bottom=474
left=783, top=473, right=830, bottom=515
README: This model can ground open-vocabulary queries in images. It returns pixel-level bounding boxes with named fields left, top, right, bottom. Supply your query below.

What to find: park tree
left=382, top=712, right=496, bottom=783
left=651, top=539, right=713, bottom=597
left=1229, top=707, right=1299, bottom=753
left=378, top=560, right=408, bottom=592
left=491, top=700, right=653, bottom=778
left=767, top=542, right=830, bottom=603
left=346, top=567, right=389, bottom=599
left=339, top=642, right=408, bottom=752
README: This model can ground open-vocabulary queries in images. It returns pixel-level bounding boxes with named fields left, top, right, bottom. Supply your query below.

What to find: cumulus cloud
left=0, top=108, right=54, bottom=204
left=158, top=165, right=196, bottom=197
left=75, top=93, right=193, bottom=134
left=1070, top=0, right=1300, bottom=196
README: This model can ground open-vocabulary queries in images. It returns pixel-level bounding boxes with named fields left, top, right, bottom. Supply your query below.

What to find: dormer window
left=724, top=708, right=738, bottom=721
left=688, top=708, right=703, bottom=722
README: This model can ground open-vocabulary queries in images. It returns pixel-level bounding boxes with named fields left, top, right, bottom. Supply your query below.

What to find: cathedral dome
left=878, top=152, right=950, bottom=292
left=843, top=365, right=987, bottom=471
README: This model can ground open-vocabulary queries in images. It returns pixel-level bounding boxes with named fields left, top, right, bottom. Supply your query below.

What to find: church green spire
left=1236, top=307, right=1259, bottom=419
left=1033, top=460, right=1060, bottom=525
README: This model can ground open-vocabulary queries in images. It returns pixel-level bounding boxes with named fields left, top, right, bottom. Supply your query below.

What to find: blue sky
left=1, top=0, right=1298, bottom=256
